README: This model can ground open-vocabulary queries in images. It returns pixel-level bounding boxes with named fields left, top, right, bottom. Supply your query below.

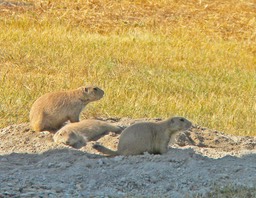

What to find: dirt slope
left=0, top=118, right=255, bottom=197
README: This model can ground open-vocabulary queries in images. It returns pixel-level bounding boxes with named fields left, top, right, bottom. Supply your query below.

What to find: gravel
left=0, top=118, right=255, bottom=197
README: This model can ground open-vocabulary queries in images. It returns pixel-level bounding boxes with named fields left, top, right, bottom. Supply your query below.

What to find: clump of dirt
left=0, top=118, right=255, bottom=197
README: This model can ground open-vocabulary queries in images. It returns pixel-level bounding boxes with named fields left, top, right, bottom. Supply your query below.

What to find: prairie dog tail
left=93, top=144, right=118, bottom=156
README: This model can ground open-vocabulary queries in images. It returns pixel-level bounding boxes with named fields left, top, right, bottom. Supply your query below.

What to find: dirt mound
left=0, top=118, right=255, bottom=197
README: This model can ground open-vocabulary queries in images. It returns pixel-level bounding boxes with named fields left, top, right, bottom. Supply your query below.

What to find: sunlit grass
left=0, top=0, right=255, bottom=136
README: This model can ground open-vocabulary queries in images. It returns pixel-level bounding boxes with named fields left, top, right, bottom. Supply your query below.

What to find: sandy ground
left=0, top=117, right=255, bottom=197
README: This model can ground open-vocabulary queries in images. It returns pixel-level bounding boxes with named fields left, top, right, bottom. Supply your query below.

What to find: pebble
left=113, top=156, right=124, bottom=162
left=0, top=157, right=8, bottom=162
left=97, top=159, right=104, bottom=165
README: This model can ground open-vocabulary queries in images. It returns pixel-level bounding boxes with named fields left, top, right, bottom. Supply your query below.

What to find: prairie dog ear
left=169, top=118, right=175, bottom=126
left=84, top=87, right=89, bottom=93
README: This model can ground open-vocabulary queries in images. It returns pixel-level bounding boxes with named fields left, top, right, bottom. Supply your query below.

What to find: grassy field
left=0, top=0, right=255, bottom=136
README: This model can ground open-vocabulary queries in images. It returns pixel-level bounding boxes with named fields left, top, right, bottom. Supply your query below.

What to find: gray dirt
left=0, top=118, right=255, bottom=197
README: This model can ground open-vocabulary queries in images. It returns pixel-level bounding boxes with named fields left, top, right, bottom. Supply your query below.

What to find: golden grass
left=0, top=0, right=255, bottom=136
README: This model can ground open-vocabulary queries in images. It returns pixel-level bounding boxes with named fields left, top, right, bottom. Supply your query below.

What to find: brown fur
left=93, top=117, right=192, bottom=156
left=29, top=86, right=104, bottom=132
left=53, top=119, right=122, bottom=149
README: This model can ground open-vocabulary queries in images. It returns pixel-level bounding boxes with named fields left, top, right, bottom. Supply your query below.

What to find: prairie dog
left=93, top=117, right=192, bottom=156
left=53, top=119, right=122, bottom=149
left=29, top=86, right=104, bottom=132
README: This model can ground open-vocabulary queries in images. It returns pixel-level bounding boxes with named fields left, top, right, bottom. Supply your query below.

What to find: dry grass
left=0, top=0, right=255, bottom=136
left=205, top=185, right=256, bottom=198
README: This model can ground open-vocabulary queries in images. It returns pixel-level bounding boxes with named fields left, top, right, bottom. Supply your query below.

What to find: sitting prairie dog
left=29, top=86, right=104, bottom=132
left=53, top=119, right=122, bottom=149
left=93, top=117, right=192, bottom=156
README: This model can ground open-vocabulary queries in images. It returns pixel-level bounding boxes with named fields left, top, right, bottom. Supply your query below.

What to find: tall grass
left=0, top=0, right=255, bottom=136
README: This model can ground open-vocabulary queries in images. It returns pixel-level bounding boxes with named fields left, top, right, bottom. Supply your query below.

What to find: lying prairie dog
left=53, top=119, right=122, bottom=149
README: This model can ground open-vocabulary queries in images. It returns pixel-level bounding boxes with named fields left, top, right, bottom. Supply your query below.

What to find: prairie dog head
left=53, top=130, right=87, bottom=149
left=167, top=117, right=192, bottom=133
left=80, top=86, right=104, bottom=102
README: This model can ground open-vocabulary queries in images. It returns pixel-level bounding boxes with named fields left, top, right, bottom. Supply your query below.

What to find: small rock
left=113, top=156, right=124, bottom=162
left=97, top=159, right=104, bottom=165
left=0, top=157, right=8, bottom=162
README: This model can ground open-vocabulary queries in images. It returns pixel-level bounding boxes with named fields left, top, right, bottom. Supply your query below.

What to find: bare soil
left=0, top=118, right=255, bottom=197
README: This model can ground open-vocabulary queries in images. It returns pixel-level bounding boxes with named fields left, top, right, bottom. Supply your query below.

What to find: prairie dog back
left=93, top=117, right=192, bottom=156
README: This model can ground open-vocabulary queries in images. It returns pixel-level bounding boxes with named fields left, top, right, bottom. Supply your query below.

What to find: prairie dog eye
left=93, top=87, right=98, bottom=91
left=180, top=118, right=184, bottom=122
